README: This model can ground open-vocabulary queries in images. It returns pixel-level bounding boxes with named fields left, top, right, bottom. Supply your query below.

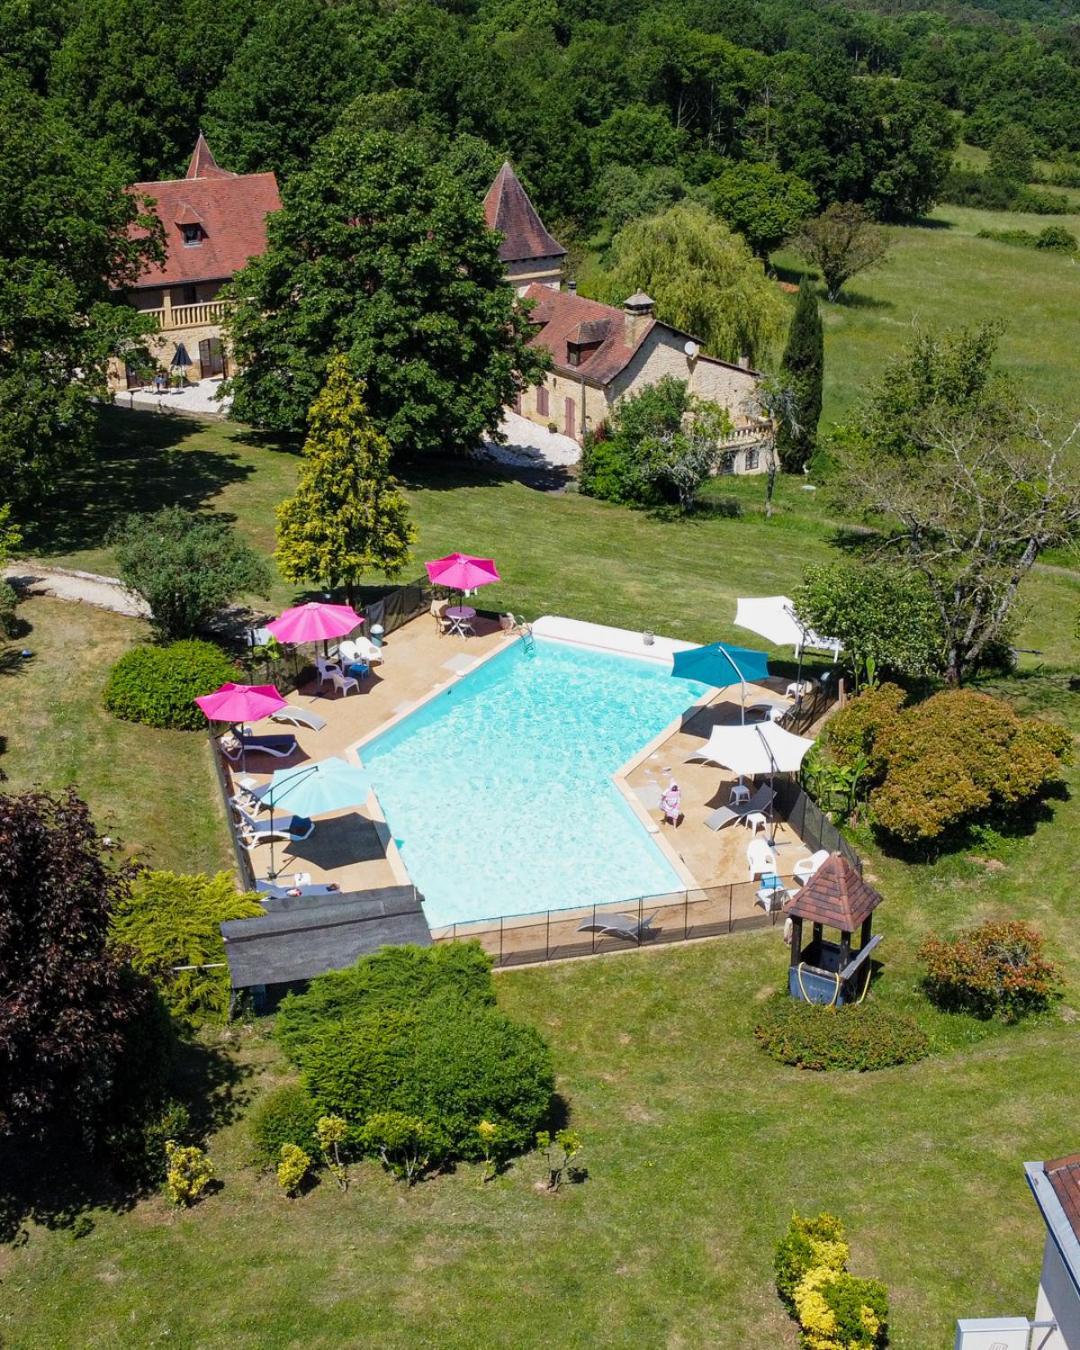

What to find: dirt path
left=4, top=562, right=149, bottom=618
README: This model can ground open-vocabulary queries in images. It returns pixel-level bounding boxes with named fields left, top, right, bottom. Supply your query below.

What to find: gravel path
left=477, top=410, right=581, bottom=470
left=3, top=563, right=148, bottom=618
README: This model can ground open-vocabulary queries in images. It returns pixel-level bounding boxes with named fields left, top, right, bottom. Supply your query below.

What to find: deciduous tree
left=0, top=790, right=152, bottom=1136
left=225, top=126, right=549, bottom=451
left=987, top=123, right=1034, bottom=184
left=702, top=162, right=817, bottom=259
left=275, top=358, right=417, bottom=603
left=792, top=203, right=890, bottom=302
left=834, top=325, right=1080, bottom=685
left=0, top=71, right=163, bottom=504
left=111, top=507, right=272, bottom=640
left=601, top=202, right=788, bottom=366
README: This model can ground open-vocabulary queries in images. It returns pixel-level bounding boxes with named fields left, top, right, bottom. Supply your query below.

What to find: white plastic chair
left=324, top=668, right=358, bottom=698
left=747, top=839, right=777, bottom=879
left=793, top=849, right=830, bottom=885
left=315, top=655, right=342, bottom=687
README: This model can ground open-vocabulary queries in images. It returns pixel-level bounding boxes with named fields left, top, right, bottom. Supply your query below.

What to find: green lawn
left=773, top=201, right=1080, bottom=431
left=21, top=408, right=1080, bottom=674
left=2, top=674, right=1077, bottom=1346
left=0, top=596, right=232, bottom=874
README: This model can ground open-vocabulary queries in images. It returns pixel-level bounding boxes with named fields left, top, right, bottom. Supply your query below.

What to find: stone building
left=484, top=164, right=769, bottom=472
left=482, top=161, right=566, bottom=295
left=111, top=135, right=281, bottom=389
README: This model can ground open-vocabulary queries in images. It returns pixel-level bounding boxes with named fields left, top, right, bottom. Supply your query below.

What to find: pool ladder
left=511, top=615, right=536, bottom=657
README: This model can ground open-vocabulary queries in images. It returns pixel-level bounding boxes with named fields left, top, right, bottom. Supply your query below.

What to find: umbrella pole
left=267, top=790, right=277, bottom=881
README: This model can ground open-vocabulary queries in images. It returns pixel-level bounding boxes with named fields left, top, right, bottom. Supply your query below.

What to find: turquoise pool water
left=361, top=637, right=709, bottom=928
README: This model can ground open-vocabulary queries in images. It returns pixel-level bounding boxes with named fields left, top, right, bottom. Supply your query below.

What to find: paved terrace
left=218, top=613, right=820, bottom=960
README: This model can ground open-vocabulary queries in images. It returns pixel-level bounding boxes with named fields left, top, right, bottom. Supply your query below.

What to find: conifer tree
left=275, top=358, right=416, bottom=605
left=775, top=277, right=824, bottom=473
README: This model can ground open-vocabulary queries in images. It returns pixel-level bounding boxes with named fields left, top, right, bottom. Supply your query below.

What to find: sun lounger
left=255, top=879, right=339, bottom=900
left=232, top=804, right=314, bottom=844
left=704, top=784, right=774, bottom=832
left=270, top=706, right=327, bottom=732
left=577, top=913, right=655, bottom=944
left=221, top=732, right=298, bottom=761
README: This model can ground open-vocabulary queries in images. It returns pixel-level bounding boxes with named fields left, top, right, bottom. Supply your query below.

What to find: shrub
left=275, top=941, right=495, bottom=1059
left=1036, top=225, right=1078, bottom=252
left=111, top=871, right=262, bottom=1024
left=919, top=920, right=1061, bottom=1021
left=360, top=1111, right=431, bottom=1184
left=110, top=505, right=272, bottom=641
left=103, top=640, right=240, bottom=730
left=755, top=999, right=930, bottom=1071
left=105, top=1098, right=191, bottom=1187
left=940, top=169, right=1070, bottom=214
left=277, top=1143, right=313, bottom=1197
left=249, top=1084, right=323, bottom=1168
left=292, top=993, right=555, bottom=1162
left=819, top=683, right=907, bottom=777
left=870, top=689, right=1071, bottom=844
left=536, top=1128, right=584, bottom=1192
left=164, top=1141, right=213, bottom=1206
left=316, top=1114, right=349, bottom=1190
left=776, top=1213, right=889, bottom=1349
left=775, top=1212, right=850, bottom=1310
left=0, top=578, right=19, bottom=638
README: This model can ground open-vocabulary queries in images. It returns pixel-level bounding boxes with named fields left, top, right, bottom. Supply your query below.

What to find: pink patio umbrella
left=194, top=682, right=288, bottom=772
left=265, top=601, right=364, bottom=648
left=425, top=553, right=500, bottom=614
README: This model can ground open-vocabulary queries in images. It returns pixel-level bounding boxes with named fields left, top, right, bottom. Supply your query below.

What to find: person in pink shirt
left=660, top=780, right=681, bottom=828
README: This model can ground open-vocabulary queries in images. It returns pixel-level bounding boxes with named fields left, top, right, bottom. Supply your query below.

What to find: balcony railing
left=141, top=299, right=231, bottom=331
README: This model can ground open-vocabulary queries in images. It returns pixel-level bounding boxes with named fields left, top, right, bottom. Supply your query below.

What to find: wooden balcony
left=142, top=299, right=231, bottom=331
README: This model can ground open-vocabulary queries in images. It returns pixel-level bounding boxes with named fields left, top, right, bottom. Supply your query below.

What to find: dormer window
left=180, top=223, right=203, bottom=246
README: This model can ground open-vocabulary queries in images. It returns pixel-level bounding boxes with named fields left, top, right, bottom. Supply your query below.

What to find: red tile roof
left=128, top=138, right=281, bottom=290
left=1045, top=1154, right=1080, bottom=1243
left=786, top=855, right=882, bottom=932
left=523, top=284, right=652, bottom=385
left=483, top=162, right=566, bottom=264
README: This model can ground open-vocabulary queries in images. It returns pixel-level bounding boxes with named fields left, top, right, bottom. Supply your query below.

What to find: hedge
left=103, top=640, right=240, bottom=730
left=277, top=943, right=554, bottom=1164
left=754, top=998, right=929, bottom=1071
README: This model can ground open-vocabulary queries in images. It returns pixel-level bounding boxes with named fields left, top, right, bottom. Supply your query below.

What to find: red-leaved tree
left=0, top=790, right=150, bottom=1137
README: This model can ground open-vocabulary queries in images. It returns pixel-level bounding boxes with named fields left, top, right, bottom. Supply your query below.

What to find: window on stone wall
left=537, top=384, right=549, bottom=417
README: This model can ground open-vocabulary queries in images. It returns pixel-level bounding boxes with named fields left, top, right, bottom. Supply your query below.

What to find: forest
left=3, top=0, right=1078, bottom=239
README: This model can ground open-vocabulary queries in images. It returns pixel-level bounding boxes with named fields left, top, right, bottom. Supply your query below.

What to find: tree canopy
left=0, top=69, right=163, bottom=505
left=225, top=125, right=549, bottom=452
left=600, top=203, right=788, bottom=367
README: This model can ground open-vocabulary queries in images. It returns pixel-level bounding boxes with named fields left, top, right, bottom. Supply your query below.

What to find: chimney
left=623, top=291, right=655, bottom=346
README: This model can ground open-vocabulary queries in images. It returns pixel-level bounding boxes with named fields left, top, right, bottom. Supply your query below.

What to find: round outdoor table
left=445, top=605, right=477, bottom=636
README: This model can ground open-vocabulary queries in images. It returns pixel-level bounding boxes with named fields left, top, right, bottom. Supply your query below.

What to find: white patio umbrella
left=734, top=596, right=842, bottom=661
left=686, top=720, right=815, bottom=777
left=685, top=720, right=815, bottom=845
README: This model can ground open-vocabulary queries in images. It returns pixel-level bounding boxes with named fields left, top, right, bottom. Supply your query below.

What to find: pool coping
left=348, top=617, right=711, bottom=913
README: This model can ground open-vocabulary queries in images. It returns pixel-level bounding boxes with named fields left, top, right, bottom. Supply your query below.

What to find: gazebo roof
left=787, top=854, right=882, bottom=931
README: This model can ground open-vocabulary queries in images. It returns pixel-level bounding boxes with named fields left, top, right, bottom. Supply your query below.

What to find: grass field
left=2, top=666, right=1076, bottom=1347
left=0, top=597, right=233, bottom=874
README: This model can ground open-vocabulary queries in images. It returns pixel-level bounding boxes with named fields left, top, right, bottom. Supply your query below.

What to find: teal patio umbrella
left=670, top=641, right=771, bottom=725
left=264, top=757, right=372, bottom=879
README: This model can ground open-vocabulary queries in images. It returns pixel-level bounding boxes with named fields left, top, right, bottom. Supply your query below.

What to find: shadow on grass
left=397, top=455, right=513, bottom=494
left=832, top=290, right=894, bottom=312
left=0, top=1035, right=249, bottom=1245
left=19, top=409, right=255, bottom=560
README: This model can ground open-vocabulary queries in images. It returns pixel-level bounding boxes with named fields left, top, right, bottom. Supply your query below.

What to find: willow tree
left=275, top=357, right=416, bottom=604
left=600, top=202, right=788, bottom=368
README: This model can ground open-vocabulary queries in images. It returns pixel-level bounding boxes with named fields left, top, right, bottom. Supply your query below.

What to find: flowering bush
left=164, top=1141, right=213, bottom=1206
left=755, top=999, right=929, bottom=1071
left=776, top=1213, right=888, bottom=1350
left=919, top=921, right=1061, bottom=1021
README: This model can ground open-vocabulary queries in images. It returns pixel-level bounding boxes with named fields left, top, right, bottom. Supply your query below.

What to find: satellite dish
left=684, top=340, right=699, bottom=359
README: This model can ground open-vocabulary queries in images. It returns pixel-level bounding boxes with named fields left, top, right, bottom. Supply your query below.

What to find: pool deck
left=220, top=613, right=819, bottom=953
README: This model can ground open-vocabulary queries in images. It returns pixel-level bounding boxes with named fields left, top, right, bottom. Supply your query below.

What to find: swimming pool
left=360, top=637, right=709, bottom=928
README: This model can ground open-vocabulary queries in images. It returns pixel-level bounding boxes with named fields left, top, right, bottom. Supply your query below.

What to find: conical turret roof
left=483, top=161, right=566, bottom=264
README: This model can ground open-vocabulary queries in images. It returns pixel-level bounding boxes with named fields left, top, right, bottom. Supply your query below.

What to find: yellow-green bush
left=277, top=1143, right=312, bottom=1197
left=164, top=1141, right=213, bottom=1206
left=776, top=1213, right=888, bottom=1350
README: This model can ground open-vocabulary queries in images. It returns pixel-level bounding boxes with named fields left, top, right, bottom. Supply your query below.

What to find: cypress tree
left=776, top=277, right=824, bottom=473
left=275, top=356, right=416, bottom=606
